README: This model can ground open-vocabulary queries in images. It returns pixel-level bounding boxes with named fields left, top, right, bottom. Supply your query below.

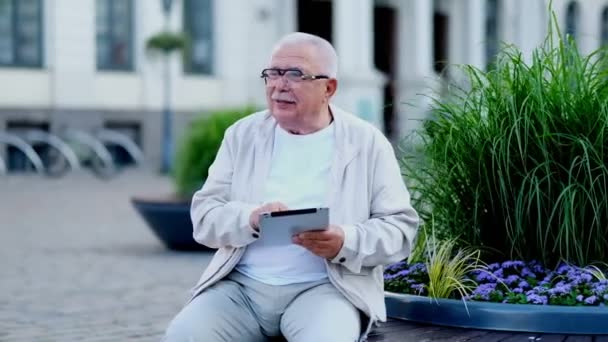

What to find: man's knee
left=162, top=291, right=225, bottom=341
left=163, top=302, right=221, bottom=342
left=162, top=316, right=200, bottom=342
left=163, top=283, right=264, bottom=342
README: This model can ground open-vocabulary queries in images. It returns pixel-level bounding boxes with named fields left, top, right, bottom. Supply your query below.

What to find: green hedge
left=173, top=107, right=256, bottom=197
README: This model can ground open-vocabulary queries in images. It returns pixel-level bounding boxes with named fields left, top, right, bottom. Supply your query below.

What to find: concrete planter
left=385, top=292, right=608, bottom=334
left=131, top=196, right=211, bottom=251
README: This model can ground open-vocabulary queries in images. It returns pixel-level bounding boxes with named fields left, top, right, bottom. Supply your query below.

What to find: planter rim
left=385, top=292, right=608, bottom=334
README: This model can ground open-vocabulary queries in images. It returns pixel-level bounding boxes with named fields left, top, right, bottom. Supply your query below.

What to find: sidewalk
left=0, top=170, right=213, bottom=341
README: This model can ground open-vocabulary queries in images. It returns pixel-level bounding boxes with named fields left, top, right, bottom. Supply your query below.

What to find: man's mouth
left=274, top=99, right=296, bottom=105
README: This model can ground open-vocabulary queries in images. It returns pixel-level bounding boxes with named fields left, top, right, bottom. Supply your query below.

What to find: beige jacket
left=189, top=105, right=419, bottom=332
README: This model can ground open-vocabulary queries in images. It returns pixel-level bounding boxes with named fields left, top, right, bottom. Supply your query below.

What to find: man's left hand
left=292, top=224, right=344, bottom=259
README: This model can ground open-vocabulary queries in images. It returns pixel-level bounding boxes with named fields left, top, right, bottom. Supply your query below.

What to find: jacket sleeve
left=330, top=137, right=419, bottom=273
left=190, top=127, right=259, bottom=249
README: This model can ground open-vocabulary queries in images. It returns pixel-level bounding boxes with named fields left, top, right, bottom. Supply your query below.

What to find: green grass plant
left=401, top=15, right=608, bottom=266
left=425, top=231, right=485, bottom=301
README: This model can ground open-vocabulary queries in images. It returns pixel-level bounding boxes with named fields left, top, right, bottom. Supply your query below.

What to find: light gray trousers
left=163, top=271, right=361, bottom=342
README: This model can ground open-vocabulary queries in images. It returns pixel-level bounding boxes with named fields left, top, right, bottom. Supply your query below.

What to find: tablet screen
left=256, top=207, right=329, bottom=246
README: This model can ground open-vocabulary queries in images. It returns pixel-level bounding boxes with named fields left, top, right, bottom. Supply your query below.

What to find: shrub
left=401, top=16, right=608, bottom=267
left=146, top=31, right=188, bottom=54
left=173, top=107, right=255, bottom=197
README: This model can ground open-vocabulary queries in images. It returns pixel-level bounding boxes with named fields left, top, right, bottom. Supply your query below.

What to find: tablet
left=256, top=207, right=329, bottom=246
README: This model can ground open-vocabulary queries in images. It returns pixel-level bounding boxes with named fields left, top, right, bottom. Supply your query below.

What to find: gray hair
left=271, top=32, right=338, bottom=78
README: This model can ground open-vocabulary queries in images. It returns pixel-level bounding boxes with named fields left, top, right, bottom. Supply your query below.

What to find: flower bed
left=384, top=260, right=608, bottom=333
left=384, top=260, right=608, bottom=307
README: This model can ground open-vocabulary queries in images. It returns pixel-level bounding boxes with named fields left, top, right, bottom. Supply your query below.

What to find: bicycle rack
left=0, top=132, right=45, bottom=175
left=0, top=128, right=146, bottom=178
left=96, top=129, right=145, bottom=166
left=63, top=130, right=115, bottom=177
left=0, top=155, right=6, bottom=175
left=23, top=130, right=81, bottom=172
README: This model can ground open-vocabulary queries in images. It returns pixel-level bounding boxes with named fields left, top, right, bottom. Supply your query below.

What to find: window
left=602, top=7, right=608, bottom=46
left=485, top=0, right=500, bottom=69
left=0, top=0, right=43, bottom=67
left=565, top=1, right=580, bottom=43
left=183, top=0, right=213, bottom=75
left=96, top=0, right=134, bottom=71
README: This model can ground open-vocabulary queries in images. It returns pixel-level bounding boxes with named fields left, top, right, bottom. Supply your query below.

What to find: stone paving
left=0, top=170, right=214, bottom=341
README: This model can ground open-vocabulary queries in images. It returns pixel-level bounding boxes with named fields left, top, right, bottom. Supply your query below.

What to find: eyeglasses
left=260, top=68, right=329, bottom=84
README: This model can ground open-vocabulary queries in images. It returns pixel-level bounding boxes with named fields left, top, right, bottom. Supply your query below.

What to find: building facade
left=1, top=0, right=607, bottom=170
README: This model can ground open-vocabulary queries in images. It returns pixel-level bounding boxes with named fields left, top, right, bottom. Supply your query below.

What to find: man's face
left=264, top=44, right=334, bottom=129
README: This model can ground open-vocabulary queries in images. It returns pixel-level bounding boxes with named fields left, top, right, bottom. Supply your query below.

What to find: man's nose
left=276, top=75, right=291, bottom=88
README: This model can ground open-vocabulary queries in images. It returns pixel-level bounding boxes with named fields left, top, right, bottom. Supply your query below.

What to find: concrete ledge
left=385, top=292, right=608, bottom=334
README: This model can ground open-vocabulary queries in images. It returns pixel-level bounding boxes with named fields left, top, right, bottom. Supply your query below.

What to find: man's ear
left=325, top=79, right=338, bottom=98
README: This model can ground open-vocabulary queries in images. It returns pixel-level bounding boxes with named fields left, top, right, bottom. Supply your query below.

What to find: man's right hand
left=249, top=202, right=288, bottom=231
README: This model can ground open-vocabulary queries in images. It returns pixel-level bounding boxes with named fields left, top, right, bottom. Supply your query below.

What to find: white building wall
left=0, top=69, right=51, bottom=108
left=244, top=0, right=298, bottom=108
left=578, top=0, right=604, bottom=55
left=1, top=0, right=608, bottom=137
left=511, top=0, right=547, bottom=63
left=332, top=0, right=385, bottom=130
left=448, top=0, right=485, bottom=73
left=394, top=0, right=436, bottom=137
left=50, top=0, right=96, bottom=109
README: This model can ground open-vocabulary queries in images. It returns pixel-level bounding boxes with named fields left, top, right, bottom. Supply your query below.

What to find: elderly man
left=163, top=32, right=419, bottom=342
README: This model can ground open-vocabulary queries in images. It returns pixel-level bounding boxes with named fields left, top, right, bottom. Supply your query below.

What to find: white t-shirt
left=236, top=122, right=335, bottom=285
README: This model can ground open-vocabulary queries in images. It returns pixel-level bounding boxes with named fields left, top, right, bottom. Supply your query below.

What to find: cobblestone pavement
left=0, top=170, right=214, bottom=341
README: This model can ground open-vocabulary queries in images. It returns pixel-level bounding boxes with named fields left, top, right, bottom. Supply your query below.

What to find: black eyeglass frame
left=260, top=68, right=330, bottom=84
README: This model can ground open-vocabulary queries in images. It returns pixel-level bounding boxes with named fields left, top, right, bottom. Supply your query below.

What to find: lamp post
left=160, top=0, right=173, bottom=173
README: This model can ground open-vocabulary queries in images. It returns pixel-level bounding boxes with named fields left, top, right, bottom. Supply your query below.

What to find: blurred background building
left=1, top=0, right=607, bottom=171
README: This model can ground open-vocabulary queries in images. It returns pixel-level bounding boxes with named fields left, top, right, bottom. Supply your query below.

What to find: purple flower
left=384, top=273, right=397, bottom=281
left=475, top=271, right=494, bottom=283
left=576, top=295, right=584, bottom=302
left=502, top=260, right=525, bottom=269
left=473, top=272, right=484, bottom=282
left=604, top=294, right=608, bottom=301
left=585, top=296, right=598, bottom=305
left=557, top=263, right=572, bottom=274
left=410, top=263, right=427, bottom=273
left=527, top=294, right=548, bottom=305
left=488, top=263, right=500, bottom=271
left=521, top=267, right=536, bottom=279
left=512, top=287, right=524, bottom=294
left=396, top=269, right=410, bottom=277
left=471, top=283, right=498, bottom=301
left=526, top=286, right=548, bottom=300
left=530, top=261, right=547, bottom=274
left=592, top=284, right=607, bottom=294
left=542, top=274, right=554, bottom=283
left=570, top=275, right=584, bottom=286
left=518, top=280, right=530, bottom=289
left=493, top=268, right=504, bottom=279
left=385, top=261, right=407, bottom=272
left=580, top=273, right=593, bottom=283
left=411, top=283, right=425, bottom=294
left=548, top=285, right=570, bottom=296
left=505, top=275, right=520, bottom=285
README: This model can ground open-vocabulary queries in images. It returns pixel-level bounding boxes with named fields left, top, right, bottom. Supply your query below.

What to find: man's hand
left=292, top=224, right=344, bottom=259
left=249, top=202, right=288, bottom=231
